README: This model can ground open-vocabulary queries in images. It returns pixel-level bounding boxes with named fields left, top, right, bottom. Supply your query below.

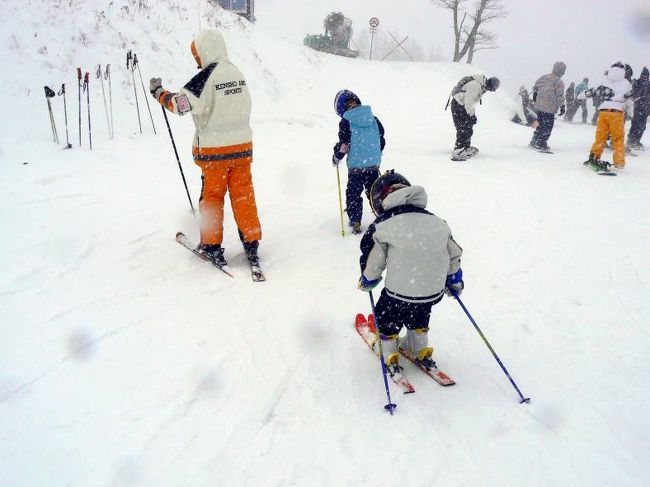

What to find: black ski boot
left=197, top=243, right=227, bottom=267
left=243, top=240, right=260, bottom=267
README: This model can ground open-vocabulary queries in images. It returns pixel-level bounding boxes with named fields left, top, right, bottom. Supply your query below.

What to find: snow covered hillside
left=1, top=2, right=650, bottom=486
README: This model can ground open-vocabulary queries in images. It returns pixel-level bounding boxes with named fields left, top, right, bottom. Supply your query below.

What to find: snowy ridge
left=1, top=1, right=650, bottom=486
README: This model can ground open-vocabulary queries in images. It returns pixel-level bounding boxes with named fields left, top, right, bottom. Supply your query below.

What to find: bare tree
left=434, top=0, right=506, bottom=63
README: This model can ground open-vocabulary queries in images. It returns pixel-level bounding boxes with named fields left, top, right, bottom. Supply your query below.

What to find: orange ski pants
left=194, top=147, right=262, bottom=246
left=591, top=110, right=626, bottom=166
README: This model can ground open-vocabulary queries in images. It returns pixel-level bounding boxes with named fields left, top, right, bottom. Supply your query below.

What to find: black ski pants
left=346, top=167, right=380, bottom=224
left=374, top=288, right=442, bottom=336
left=628, top=107, right=649, bottom=145
left=531, top=111, right=555, bottom=146
left=451, top=99, right=475, bottom=150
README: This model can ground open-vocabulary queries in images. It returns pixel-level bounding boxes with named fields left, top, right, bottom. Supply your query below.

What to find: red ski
left=355, top=314, right=415, bottom=394
left=366, top=314, right=456, bottom=387
left=398, top=347, right=456, bottom=386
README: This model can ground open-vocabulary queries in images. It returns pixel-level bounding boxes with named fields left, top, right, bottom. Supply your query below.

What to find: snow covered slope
left=1, top=2, right=650, bottom=486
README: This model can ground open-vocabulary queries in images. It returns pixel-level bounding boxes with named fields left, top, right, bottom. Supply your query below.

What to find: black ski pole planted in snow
left=77, top=67, right=82, bottom=146
left=133, top=53, right=157, bottom=134
left=127, top=50, right=142, bottom=134
left=44, top=85, right=59, bottom=144
left=57, top=83, right=72, bottom=148
left=451, top=290, right=531, bottom=404
left=161, top=107, right=195, bottom=216
left=83, top=72, right=92, bottom=150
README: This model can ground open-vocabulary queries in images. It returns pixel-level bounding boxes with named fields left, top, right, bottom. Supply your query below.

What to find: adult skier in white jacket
left=150, top=29, right=262, bottom=267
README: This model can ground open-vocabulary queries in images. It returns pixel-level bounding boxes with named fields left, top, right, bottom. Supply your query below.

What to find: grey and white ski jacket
left=359, top=186, right=463, bottom=303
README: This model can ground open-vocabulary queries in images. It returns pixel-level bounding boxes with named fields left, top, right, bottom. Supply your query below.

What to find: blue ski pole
left=451, top=290, right=531, bottom=404
left=368, top=291, right=397, bottom=415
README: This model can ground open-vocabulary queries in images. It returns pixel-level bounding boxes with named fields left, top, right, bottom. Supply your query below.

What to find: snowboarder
left=530, top=62, right=566, bottom=152
left=357, top=170, right=463, bottom=370
left=332, top=89, right=385, bottom=235
left=584, top=62, right=632, bottom=171
left=511, top=85, right=538, bottom=127
left=628, top=66, right=649, bottom=150
left=573, top=77, right=590, bottom=123
left=563, top=82, right=576, bottom=121
left=448, top=74, right=500, bottom=160
left=150, top=29, right=262, bottom=268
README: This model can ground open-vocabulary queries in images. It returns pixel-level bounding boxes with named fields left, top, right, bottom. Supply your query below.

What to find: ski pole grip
left=77, top=67, right=82, bottom=80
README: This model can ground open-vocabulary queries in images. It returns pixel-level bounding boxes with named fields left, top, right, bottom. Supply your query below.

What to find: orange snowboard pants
left=194, top=144, right=262, bottom=246
left=591, top=110, right=626, bottom=166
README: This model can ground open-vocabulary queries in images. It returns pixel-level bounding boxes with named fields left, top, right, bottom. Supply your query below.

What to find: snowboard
left=583, top=160, right=617, bottom=176
left=450, top=147, right=479, bottom=161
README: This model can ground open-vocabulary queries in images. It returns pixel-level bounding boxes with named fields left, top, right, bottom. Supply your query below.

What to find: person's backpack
left=445, top=75, right=477, bottom=110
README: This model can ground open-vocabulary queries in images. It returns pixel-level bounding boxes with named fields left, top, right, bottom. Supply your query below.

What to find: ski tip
left=175, top=231, right=185, bottom=241
left=367, top=314, right=376, bottom=332
left=354, top=313, right=367, bottom=328
left=520, top=397, right=532, bottom=404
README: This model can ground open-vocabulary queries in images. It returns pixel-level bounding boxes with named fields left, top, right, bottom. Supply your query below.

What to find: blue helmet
left=334, top=89, right=361, bottom=117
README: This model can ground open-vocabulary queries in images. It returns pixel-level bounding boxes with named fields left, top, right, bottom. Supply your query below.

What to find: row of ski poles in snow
left=43, top=50, right=157, bottom=149
left=369, top=289, right=531, bottom=415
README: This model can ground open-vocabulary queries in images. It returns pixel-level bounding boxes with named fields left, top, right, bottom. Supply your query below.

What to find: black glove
left=149, top=77, right=162, bottom=98
left=558, top=105, right=566, bottom=116
left=470, top=115, right=477, bottom=124
left=332, top=154, right=341, bottom=167
left=532, top=91, right=537, bottom=102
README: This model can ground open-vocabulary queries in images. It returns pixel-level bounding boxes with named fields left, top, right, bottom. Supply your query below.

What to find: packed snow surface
left=1, top=2, right=649, bottom=486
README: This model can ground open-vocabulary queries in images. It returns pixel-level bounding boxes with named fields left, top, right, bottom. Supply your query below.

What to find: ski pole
left=126, top=50, right=142, bottom=134
left=450, top=290, right=531, bottom=404
left=133, top=54, right=157, bottom=134
left=336, top=164, right=345, bottom=237
left=105, top=64, right=114, bottom=137
left=83, top=72, right=92, bottom=150
left=77, top=67, right=82, bottom=146
left=97, top=64, right=112, bottom=139
left=368, top=290, right=397, bottom=415
left=44, top=86, right=59, bottom=144
left=161, top=106, right=196, bottom=216
left=57, top=84, right=72, bottom=148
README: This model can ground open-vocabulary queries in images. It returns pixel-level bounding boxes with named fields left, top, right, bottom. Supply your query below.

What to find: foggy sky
left=256, top=0, right=649, bottom=94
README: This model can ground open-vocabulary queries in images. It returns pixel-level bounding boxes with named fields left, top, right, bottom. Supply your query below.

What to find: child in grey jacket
left=357, top=171, right=463, bottom=372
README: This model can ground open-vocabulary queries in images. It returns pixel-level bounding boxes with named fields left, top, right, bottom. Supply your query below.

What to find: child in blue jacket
left=332, top=90, right=386, bottom=234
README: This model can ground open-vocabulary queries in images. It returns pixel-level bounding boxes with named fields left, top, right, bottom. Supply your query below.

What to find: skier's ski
left=398, top=347, right=456, bottom=386
left=248, top=263, right=266, bottom=282
left=175, top=232, right=234, bottom=277
left=365, top=314, right=456, bottom=387
left=355, top=314, right=415, bottom=394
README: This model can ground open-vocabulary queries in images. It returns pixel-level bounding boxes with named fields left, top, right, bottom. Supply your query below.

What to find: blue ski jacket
left=333, top=105, right=385, bottom=169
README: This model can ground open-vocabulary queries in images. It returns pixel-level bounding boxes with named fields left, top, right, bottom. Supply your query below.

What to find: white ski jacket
left=360, top=186, right=463, bottom=303
left=598, top=67, right=632, bottom=112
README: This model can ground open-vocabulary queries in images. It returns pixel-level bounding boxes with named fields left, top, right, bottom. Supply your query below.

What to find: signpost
left=369, top=17, right=379, bottom=60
